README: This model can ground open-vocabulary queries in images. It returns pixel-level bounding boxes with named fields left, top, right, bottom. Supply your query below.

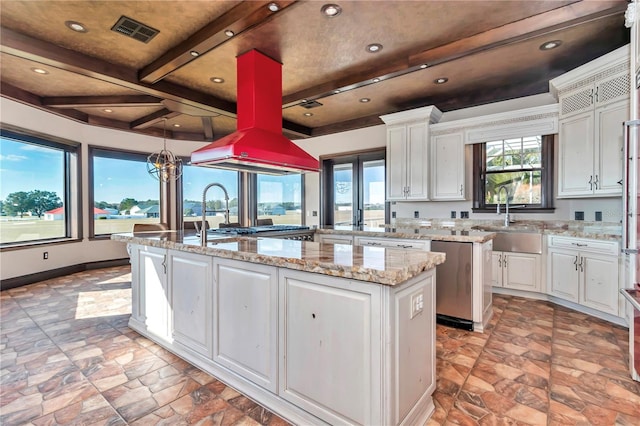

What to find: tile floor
left=1, top=266, right=639, bottom=425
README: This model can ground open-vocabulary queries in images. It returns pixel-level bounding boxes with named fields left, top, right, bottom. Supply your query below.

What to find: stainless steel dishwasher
left=431, top=241, right=474, bottom=330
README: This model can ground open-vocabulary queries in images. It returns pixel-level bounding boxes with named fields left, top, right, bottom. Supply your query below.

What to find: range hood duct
left=191, top=50, right=319, bottom=175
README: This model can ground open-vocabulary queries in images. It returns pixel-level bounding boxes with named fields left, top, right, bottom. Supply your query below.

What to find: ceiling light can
left=434, top=77, right=448, bottom=84
left=65, top=20, right=87, bottom=33
left=268, top=2, right=280, bottom=12
left=539, top=40, right=562, bottom=51
left=210, top=77, right=225, bottom=84
left=321, top=4, right=342, bottom=17
left=359, top=98, right=371, bottom=103
left=366, top=43, right=383, bottom=53
left=225, top=30, right=235, bottom=37
left=31, top=68, right=49, bottom=75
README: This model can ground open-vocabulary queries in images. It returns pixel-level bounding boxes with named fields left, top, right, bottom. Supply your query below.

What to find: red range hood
left=191, top=50, right=320, bottom=175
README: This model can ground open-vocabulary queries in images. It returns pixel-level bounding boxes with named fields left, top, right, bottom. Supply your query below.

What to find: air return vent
left=111, top=16, right=159, bottom=43
left=299, top=100, right=323, bottom=109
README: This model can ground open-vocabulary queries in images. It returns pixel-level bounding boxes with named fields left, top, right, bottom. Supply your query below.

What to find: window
left=322, top=150, right=387, bottom=227
left=473, top=135, right=554, bottom=212
left=181, top=164, right=239, bottom=228
left=0, top=129, right=78, bottom=246
left=255, top=174, right=303, bottom=225
left=90, top=148, right=161, bottom=236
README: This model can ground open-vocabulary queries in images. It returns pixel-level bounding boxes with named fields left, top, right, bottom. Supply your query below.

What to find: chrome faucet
left=201, top=182, right=230, bottom=245
left=496, top=185, right=510, bottom=227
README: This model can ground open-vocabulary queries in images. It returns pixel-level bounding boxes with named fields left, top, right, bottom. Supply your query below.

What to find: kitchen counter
left=112, top=230, right=445, bottom=286
left=315, top=225, right=496, bottom=243
left=114, top=231, right=442, bottom=425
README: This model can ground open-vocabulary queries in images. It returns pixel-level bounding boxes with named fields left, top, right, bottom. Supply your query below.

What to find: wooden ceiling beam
left=201, top=117, right=215, bottom=141
left=42, top=95, right=163, bottom=109
left=140, top=1, right=299, bottom=84
left=130, top=109, right=180, bottom=130
left=282, top=1, right=627, bottom=107
left=0, top=27, right=236, bottom=117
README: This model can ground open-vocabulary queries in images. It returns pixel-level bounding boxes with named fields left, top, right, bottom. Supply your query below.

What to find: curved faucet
left=497, top=185, right=510, bottom=227
left=201, top=182, right=230, bottom=245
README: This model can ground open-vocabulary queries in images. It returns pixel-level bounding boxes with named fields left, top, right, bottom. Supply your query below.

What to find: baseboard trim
left=1, top=258, right=130, bottom=290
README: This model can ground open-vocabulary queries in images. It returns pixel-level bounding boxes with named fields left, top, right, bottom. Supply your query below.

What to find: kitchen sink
left=491, top=232, right=542, bottom=254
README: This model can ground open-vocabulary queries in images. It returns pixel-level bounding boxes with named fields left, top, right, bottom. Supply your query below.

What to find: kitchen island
left=112, top=231, right=445, bottom=426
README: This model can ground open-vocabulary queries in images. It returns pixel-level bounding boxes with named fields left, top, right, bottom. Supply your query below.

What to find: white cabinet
left=169, top=250, right=213, bottom=358
left=492, top=251, right=541, bottom=292
left=127, top=244, right=144, bottom=327
left=381, top=106, right=442, bottom=201
left=213, top=258, right=278, bottom=392
left=315, top=233, right=353, bottom=245
left=138, top=245, right=170, bottom=340
left=552, top=47, right=630, bottom=198
left=547, top=236, right=620, bottom=316
left=354, top=236, right=430, bottom=251
left=430, top=131, right=466, bottom=200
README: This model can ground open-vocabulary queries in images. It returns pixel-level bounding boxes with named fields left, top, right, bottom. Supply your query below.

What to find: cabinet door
left=213, top=258, right=278, bottom=392
left=503, top=253, right=540, bottom=292
left=557, top=111, right=595, bottom=197
left=594, top=100, right=627, bottom=195
left=405, top=122, right=430, bottom=200
left=279, top=270, right=380, bottom=425
left=386, top=126, right=407, bottom=200
left=491, top=251, right=503, bottom=287
left=169, top=250, right=213, bottom=358
left=430, top=132, right=465, bottom=200
left=128, top=244, right=144, bottom=325
left=140, top=246, right=170, bottom=339
left=559, top=85, right=594, bottom=118
left=580, top=253, right=619, bottom=316
left=548, top=249, right=579, bottom=302
left=595, top=71, right=631, bottom=108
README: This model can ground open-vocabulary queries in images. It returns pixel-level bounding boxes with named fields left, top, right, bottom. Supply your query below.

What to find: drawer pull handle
left=397, top=244, right=413, bottom=248
left=571, top=243, right=588, bottom=247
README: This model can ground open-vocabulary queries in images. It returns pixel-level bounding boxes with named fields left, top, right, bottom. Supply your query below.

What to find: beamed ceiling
left=0, top=0, right=631, bottom=143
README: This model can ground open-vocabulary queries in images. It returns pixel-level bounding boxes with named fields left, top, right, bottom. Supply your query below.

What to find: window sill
left=0, top=237, right=82, bottom=252
left=472, top=207, right=556, bottom=214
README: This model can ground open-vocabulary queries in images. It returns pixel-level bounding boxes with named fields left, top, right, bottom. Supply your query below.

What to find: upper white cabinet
left=381, top=106, right=442, bottom=201
left=430, top=131, right=466, bottom=200
left=551, top=45, right=630, bottom=198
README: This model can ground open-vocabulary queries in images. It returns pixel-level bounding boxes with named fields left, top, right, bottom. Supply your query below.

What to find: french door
left=322, top=150, right=387, bottom=227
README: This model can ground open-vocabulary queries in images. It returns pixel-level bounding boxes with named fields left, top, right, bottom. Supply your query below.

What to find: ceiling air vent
left=111, top=16, right=159, bottom=43
left=299, top=100, right=323, bottom=109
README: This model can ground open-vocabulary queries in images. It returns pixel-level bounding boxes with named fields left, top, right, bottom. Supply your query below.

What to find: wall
left=295, top=94, right=623, bottom=227
left=0, top=98, right=209, bottom=281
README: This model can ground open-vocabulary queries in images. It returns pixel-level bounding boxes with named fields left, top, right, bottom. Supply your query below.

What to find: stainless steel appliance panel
left=431, top=241, right=473, bottom=328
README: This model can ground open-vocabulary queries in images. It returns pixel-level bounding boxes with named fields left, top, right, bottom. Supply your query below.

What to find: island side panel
left=472, top=240, right=494, bottom=332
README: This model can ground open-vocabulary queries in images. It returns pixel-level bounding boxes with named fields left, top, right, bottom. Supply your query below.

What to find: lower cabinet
left=169, top=250, right=213, bottom=358
left=492, top=251, right=541, bottom=292
left=138, top=245, right=170, bottom=340
left=547, top=236, right=620, bottom=317
left=213, top=258, right=278, bottom=392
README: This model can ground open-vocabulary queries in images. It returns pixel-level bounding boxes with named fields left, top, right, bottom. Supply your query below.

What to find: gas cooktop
left=209, top=225, right=310, bottom=235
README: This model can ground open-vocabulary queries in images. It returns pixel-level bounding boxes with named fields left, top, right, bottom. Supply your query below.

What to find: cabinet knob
left=593, top=174, right=599, bottom=190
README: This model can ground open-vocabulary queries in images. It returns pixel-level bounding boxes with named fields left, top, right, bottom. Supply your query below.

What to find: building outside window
left=91, top=147, right=161, bottom=236
left=0, top=130, right=78, bottom=245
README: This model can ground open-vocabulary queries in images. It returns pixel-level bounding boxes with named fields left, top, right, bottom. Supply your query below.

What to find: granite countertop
left=315, top=225, right=496, bottom=243
left=112, top=231, right=446, bottom=286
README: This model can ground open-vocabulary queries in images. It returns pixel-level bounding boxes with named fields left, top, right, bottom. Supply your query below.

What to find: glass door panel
left=333, top=163, right=354, bottom=225
left=362, top=159, right=385, bottom=227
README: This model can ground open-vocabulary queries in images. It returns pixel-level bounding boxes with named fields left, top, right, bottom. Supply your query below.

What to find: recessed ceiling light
left=210, top=77, right=225, bottom=84
left=103, top=109, right=113, bottom=113
left=301, top=99, right=308, bottom=103
left=333, top=89, right=341, bottom=94
left=539, top=40, right=562, bottom=51
left=304, top=112, right=313, bottom=117
left=31, top=68, right=49, bottom=75
left=366, top=43, right=383, bottom=53
left=321, top=4, right=342, bottom=17
left=420, top=64, right=428, bottom=69
left=373, top=78, right=380, bottom=83
left=173, top=123, right=181, bottom=128
left=190, top=51, right=200, bottom=57
left=225, top=30, right=235, bottom=37
left=434, top=77, right=448, bottom=84
left=359, top=98, right=371, bottom=103
left=267, top=2, right=280, bottom=12
left=65, top=20, right=87, bottom=33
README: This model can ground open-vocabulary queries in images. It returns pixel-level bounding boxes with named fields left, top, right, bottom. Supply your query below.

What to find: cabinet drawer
left=354, top=236, right=430, bottom=251
left=547, top=235, right=618, bottom=255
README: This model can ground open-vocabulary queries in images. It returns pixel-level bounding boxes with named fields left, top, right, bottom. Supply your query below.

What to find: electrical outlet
left=414, top=211, right=419, bottom=218
left=410, top=292, right=424, bottom=319
left=43, top=252, right=48, bottom=260
left=450, top=211, right=456, bottom=219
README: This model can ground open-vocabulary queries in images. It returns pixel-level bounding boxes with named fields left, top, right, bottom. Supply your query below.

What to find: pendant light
left=147, top=119, right=183, bottom=182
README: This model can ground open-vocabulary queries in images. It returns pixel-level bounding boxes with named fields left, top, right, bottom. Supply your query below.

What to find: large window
left=473, top=135, right=554, bottom=212
left=182, top=164, right=239, bottom=228
left=256, top=174, right=303, bottom=225
left=91, top=148, right=161, bottom=236
left=0, top=129, right=78, bottom=245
